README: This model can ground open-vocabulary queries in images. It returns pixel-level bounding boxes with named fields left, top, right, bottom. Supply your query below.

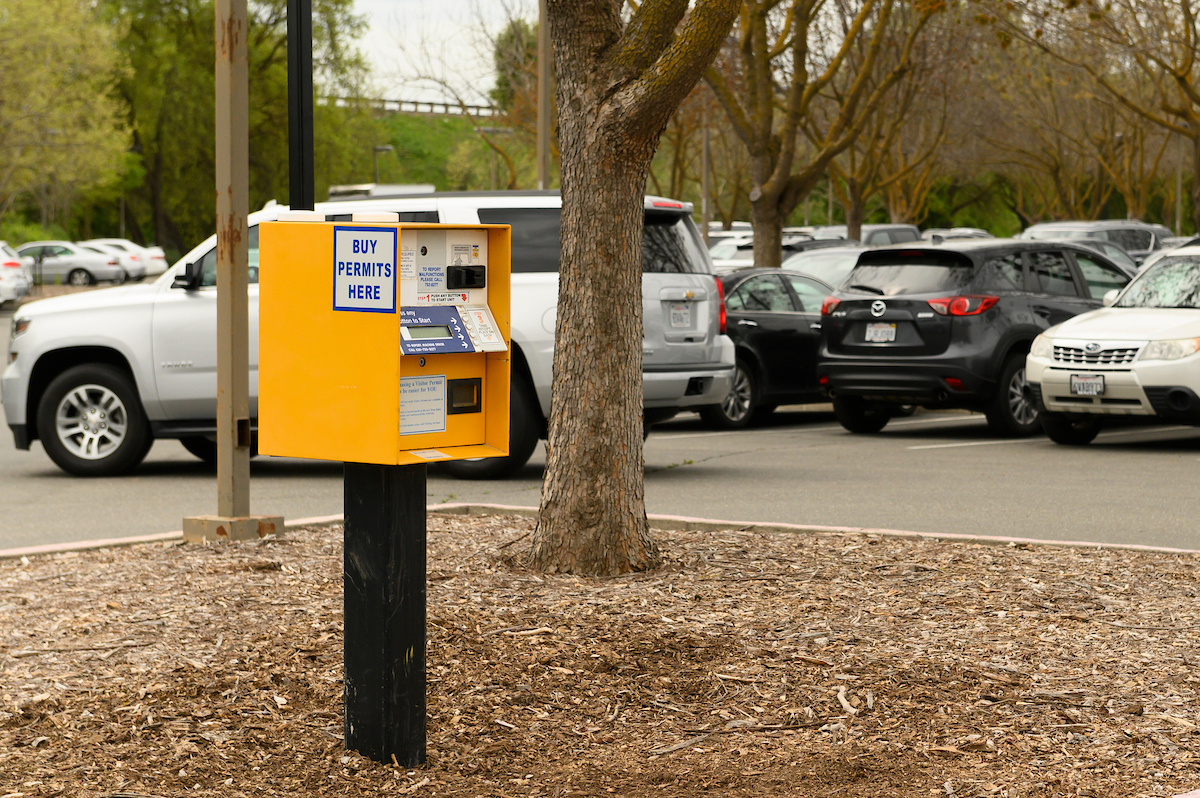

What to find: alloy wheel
left=54, top=384, right=129, bottom=460
left=1007, top=366, right=1038, bottom=427
left=720, top=365, right=753, bottom=423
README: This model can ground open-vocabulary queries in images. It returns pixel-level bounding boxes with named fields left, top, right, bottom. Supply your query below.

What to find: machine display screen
left=406, top=325, right=452, bottom=339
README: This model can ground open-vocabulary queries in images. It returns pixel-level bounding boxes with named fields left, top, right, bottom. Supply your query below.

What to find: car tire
left=1040, top=413, right=1101, bottom=445
left=35, top=364, right=153, bottom=476
left=67, top=269, right=94, bottom=287
left=699, top=360, right=757, bottom=430
left=985, top=355, right=1040, bottom=437
left=179, top=434, right=259, bottom=462
left=832, top=396, right=891, bottom=433
left=440, top=375, right=540, bottom=480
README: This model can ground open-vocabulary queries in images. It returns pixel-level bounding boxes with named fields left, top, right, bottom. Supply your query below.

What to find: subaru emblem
left=1084, top=342, right=1102, bottom=354
left=870, top=300, right=886, bottom=317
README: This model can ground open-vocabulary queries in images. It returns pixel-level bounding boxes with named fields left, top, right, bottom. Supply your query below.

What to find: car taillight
left=1, top=260, right=20, bottom=269
left=821, top=296, right=840, bottom=315
left=651, top=200, right=684, bottom=208
left=108, top=257, right=119, bottom=265
left=714, top=276, right=726, bottom=334
left=926, top=295, right=999, bottom=316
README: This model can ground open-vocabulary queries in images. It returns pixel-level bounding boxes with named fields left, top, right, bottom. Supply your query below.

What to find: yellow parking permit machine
left=256, top=216, right=511, bottom=465
left=256, top=213, right=511, bottom=767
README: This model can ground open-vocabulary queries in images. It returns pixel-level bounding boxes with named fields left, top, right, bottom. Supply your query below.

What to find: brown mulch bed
left=2, top=513, right=1198, bottom=797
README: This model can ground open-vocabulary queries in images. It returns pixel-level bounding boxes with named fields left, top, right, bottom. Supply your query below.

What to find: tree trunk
left=845, top=179, right=865, bottom=243
left=750, top=195, right=785, bottom=268
left=533, top=130, right=660, bottom=575
left=1191, top=134, right=1200, bottom=234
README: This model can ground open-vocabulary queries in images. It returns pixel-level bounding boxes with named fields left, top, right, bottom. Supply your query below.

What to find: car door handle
left=737, top=319, right=759, bottom=327
left=810, top=323, right=822, bottom=330
left=1033, top=307, right=1052, bottom=318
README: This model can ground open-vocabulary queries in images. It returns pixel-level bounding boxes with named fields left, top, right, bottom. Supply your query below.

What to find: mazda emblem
left=870, top=300, right=886, bottom=317
left=1084, top=342, right=1102, bottom=354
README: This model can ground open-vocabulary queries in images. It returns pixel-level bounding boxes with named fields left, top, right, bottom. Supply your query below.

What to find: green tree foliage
left=0, top=0, right=129, bottom=229
left=489, top=18, right=537, bottom=114
left=97, top=0, right=381, bottom=255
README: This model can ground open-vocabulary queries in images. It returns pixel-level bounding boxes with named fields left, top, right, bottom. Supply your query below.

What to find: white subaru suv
left=1026, top=245, right=1200, bottom=444
left=3, top=191, right=734, bottom=477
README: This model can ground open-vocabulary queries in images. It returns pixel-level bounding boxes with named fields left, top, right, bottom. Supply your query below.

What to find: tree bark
left=532, top=0, right=738, bottom=575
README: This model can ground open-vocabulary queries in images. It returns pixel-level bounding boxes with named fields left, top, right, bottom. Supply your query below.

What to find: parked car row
left=12, top=238, right=167, bottom=287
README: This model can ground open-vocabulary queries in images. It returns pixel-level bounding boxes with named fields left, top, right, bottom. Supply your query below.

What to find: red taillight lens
left=945, top=377, right=967, bottom=391
left=927, top=295, right=998, bottom=316
left=651, top=200, right=684, bottom=208
left=819, top=374, right=829, bottom=386
left=714, top=276, right=726, bottom=335
left=821, top=296, right=840, bottom=315
left=1, top=260, right=20, bottom=269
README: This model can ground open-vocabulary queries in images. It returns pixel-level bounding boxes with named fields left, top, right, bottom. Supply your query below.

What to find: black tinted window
left=325, top=211, right=439, bottom=223
left=1108, top=228, right=1152, bottom=252
left=726, top=274, right=795, bottom=312
left=477, top=208, right=561, bottom=273
left=643, top=214, right=708, bottom=274
left=1027, top=251, right=1077, bottom=296
left=981, top=253, right=1025, bottom=290
left=888, top=229, right=919, bottom=244
left=1075, top=254, right=1129, bottom=299
left=844, top=260, right=973, bottom=296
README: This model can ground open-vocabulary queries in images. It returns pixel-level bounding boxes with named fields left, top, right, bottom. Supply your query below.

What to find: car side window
left=1075, top=254, right=1130, bottom=299
left=889, top=229, right=919, bottom=244
left=782, top=274, right=829, bottom=312
left=1027, top=251, right=1078, bottom=296
left=477, top=208, right=560, bottom=273
left=727, top=274, right=795, bottom=312
left=51, top=246, right=73, bottom=257
left=1109, top=228, right=1152, bottom=252
left=981, top=253, right=1025, bottom=291
left=198, top=225, right=259, bottom=288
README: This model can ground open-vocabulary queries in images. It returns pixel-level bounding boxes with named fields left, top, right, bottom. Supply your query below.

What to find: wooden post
left=343, top=462, right=427, bottom=766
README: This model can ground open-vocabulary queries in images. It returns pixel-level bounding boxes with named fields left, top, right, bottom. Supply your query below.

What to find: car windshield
left=783, top=250, right=861, bottom=286
left=1116, top=256, right=1200, bottom=308
left=842, top=259, right=974, bottom=296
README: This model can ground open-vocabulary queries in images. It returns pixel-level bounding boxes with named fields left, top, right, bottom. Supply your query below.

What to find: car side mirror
left=1102, top=289, right=1119, bottom=307
left=172, top=262, right=201, bottom=291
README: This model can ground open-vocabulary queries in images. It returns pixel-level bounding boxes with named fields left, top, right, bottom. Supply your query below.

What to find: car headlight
left=1140, top=337, right=1200, bottom=361
left=10, top=316, right=30, bottom=343
left=1030, top=334, right=1052, bottom=359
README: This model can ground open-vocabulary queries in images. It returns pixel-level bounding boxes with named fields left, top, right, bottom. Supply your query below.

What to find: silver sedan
left=15, top=241, right=125, bottom=286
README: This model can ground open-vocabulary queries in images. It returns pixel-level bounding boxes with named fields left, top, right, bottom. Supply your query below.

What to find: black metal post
left=287, top=0, right=315, bottom=210
left=343, top=463, right=427, bottom=766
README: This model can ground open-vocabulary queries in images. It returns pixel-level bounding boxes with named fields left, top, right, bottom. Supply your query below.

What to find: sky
left=351, top=0, right=525, bottom=105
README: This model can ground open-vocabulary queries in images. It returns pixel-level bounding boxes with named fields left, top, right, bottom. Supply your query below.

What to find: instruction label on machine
left=399, top=306, right=475, bottom=355
left=399, top=375, right=447, bottom=436
left=333, top=226, right=397, bottom=313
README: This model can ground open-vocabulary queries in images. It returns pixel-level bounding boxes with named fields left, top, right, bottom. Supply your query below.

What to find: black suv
left=816, top=240, right=1132, bottom=435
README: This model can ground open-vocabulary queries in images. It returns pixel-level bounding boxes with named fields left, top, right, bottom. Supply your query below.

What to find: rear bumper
left=818, top=359, right=990, bottom=404
left=644, top=336, right=735, bottom=408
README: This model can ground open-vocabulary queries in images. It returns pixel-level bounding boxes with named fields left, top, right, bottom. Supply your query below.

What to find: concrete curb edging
left=3, top=504, right=1198, bottom=561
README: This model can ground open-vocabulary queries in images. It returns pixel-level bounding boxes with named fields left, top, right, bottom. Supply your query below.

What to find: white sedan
left=1026, top=246, right=1200, bottom=444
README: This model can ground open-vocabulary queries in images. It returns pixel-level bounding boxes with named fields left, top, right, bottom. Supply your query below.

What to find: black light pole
left=287, top=0, right=315, bottom=210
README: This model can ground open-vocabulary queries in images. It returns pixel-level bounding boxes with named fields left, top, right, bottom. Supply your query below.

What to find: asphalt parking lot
left=4, top=306, right=1199, bottom=552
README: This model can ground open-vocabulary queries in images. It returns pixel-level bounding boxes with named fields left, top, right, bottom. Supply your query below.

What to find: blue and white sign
left=399, top=306, right=475, bottom=355
left=333, top=226, right=397, bottom=313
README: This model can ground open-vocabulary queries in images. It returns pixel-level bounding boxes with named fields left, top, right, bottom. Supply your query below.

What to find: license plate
left=865, top=323, right=896, bottom=343
left=1070, top=373, right=1105, bottom=396
left=669, top=302, right=691, bottom=328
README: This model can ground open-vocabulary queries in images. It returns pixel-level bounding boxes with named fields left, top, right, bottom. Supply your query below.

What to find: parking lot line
left=656, top=413, right=982, bottom=441
left=907, top=424, right=1194, bottom=450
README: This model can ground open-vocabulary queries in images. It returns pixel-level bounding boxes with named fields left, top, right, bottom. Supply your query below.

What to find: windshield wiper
left=846, top=283, right=886, bottom=295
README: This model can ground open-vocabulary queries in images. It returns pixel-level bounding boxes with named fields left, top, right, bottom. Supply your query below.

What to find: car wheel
left=985, top=355, right=1040, bottom=437
left=1040, top=413, right=1102, bottom=445
left=832, top=396, right=891, bottom=433
left=180, top=434, right=259, bottom=462
left=180, top=436, right=217, bottom=463
left=699, top=360, right=757, bottom=429
left=440, top=375, right=540, bottom=480
left=35, top=364, right=153, bottom=476
left=114, top=270, right=127, bottom=285
left=68, top=269, right=94, bottom=287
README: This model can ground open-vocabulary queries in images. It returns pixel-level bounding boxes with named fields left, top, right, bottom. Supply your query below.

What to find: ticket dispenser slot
left=257, top=221, right=511, bottom=466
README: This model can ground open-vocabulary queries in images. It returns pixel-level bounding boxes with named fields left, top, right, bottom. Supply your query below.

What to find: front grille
left=1052, top=345, right=1139, bottom=365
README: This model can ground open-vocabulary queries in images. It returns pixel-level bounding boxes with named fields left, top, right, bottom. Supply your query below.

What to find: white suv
left=1026, top=246, right=1200, bottom=444
left=3, top=191, right=734, bottom=477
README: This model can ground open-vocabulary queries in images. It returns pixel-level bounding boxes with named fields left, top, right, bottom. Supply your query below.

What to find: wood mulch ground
left=1, top=512, right=1198, bottom=798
